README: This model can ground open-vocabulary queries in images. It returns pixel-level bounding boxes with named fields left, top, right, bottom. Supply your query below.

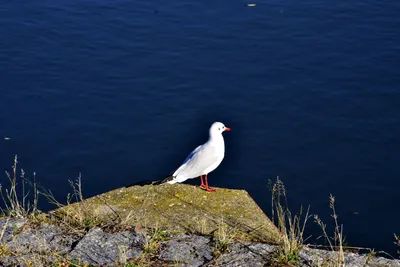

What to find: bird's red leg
left=204, top=174, right=216, bottom=192
left=199, top=175, right=206, bottom=188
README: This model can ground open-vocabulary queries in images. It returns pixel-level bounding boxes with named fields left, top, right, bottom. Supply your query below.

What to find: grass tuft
left=41, top=174, right=107, bottom=235
left=314, top=194, right=345, bottom=267
left=270, top=177, right=311, bottom=265
left=394, top=234, right=400, bottom=257
left=0, top=155, right=40, bottom=218
left=143, top=223, right=169, bottom=254
left=213, top=217, right=237, bottom=254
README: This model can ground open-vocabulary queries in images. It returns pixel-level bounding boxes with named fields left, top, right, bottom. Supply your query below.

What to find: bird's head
left=210, top=122, right=231, bottom=136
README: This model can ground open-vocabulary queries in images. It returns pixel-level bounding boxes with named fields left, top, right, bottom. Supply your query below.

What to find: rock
left=217, top=242, right=275, bottom=266
left=159, top=235, right=213, bottom=266
left=1, top=218, right=400, bottom=267
left=1, top=222, right=79, bottom=267
left=60, top=184, right=281, bottom=243
left=0, top=217, right=26, bottom=243
left=6, top=223, right=77, bottom=254
left=69, top=227, right=144, bottom=266
left=0, top=254, right=58, bottom=267
left=299, top=247, right=400, bottom=267
left=218, top=244, right=400, bottom=267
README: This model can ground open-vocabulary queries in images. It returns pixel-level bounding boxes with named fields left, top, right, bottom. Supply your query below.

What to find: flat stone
left=159, top=235, right=213, bottom=266
left=59, top=184, right=281, bottom=243
left=69, top=227, right=144, bottom=266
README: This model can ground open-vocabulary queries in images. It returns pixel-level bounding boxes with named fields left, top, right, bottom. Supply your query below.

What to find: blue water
left=1, top=0, right=400, bottom=255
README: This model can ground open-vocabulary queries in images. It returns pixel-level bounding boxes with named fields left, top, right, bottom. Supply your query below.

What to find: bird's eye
left=218, top=128, right=221, bottom=130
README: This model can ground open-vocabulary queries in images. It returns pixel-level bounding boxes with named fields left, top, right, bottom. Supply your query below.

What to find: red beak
left=225, top=127, right=231, bottom=131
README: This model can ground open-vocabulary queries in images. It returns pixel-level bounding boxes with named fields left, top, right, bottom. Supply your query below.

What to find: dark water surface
left=1, top=0, right=400, bottom=254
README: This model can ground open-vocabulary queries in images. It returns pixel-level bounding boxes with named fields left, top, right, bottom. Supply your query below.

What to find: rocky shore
left=0, top=217, right=399, bottom=266
left=0, top=184, right=399, bottom=266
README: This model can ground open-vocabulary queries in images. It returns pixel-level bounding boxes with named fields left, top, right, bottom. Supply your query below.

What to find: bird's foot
left=201, top=175, right=215, bottom=192
left=204, top=186, right=216, bottom=192
left=199, top=175, right=206, bottom=189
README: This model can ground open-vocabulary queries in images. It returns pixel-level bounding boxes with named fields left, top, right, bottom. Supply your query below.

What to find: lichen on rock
left=65, top=183, right=282, bottom=243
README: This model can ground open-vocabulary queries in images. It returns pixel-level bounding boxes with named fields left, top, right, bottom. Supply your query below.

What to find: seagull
left=162, top=122, right=231, bottom=192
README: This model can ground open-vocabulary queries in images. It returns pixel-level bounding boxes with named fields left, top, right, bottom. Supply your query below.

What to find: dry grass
left=0, top=155, right=39, bottom=218
left=0, top=158, right=144, bottom=266
left=143, top=223, right=169, bottom=254
left=314, top=195, right=345, bottom=267
left=394, top=234, right=400, bottom=256
left=41, top=173, right=143, bottom=237
left=212, top=216, right=238, bottom=255
left=42, top=174, right=115, bottom=235
left=125, top=224, right=170, bottom=267
left=0, top=243, right=13, bottom=258
left=270, top=177, right=311, bottom=265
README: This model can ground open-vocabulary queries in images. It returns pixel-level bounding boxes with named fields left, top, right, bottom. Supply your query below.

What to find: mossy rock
left=60, top=184, right=281, bottom=243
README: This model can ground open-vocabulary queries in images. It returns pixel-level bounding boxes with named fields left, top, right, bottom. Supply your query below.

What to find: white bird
left=162, top=122, right=231, bottom=192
